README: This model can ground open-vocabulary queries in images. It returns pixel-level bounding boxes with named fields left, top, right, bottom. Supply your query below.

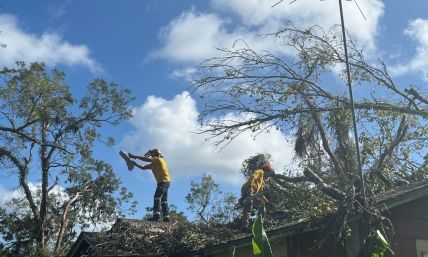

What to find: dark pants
left=241, top=188, right=266, bottom=228
left=153, top=182, right=170, bottom=218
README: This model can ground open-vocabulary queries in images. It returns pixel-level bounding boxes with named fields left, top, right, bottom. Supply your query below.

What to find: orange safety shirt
left=242, top=169, right=264, bottom=194
left=150, top=157, right=170, bottom=183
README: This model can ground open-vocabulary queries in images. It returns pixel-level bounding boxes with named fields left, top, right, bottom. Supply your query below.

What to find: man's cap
left=145, top=148, right=163, bottom=157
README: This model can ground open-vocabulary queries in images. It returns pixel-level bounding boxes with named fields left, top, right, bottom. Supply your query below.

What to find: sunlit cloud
left=0, top=14, right=101, bottom=72
left=122, top=91, right=295, bottom=185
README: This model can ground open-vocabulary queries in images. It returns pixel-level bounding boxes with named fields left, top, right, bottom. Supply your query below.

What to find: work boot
left=250, top=209, right=256, bottom=216
left=147, top=215, right=160, bottom=222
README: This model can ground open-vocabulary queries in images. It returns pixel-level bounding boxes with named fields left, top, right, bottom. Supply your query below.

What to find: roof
left=189, top=180, right=428, bottom=257
left=66, top=232, right=100, bottom=257
left=67, top=180, right=428, bottom=257
left=182, top=180, right=428, bottom=256
left=67, top=218, right=249, bottom=257
left=66, top=220, right=178, bottom=257
left=110, top=218, right=173, bottom=233
left=375, top=180, right=428, bottom=209
left=180, top=217, right=323, bottom=257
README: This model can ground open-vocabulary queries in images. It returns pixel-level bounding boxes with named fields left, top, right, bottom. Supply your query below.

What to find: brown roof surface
left=375, top=180, right=428, bottom=208
left=69, top=219, right=250, bottom=257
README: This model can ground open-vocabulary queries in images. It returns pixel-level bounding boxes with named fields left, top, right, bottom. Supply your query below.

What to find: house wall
left=210, top=236, right=288, bottom=257
left=286, top=231, right=346, bottom=257
left=389, top=195, right=428, bottom=257
left=200, top=193, right=428, bottom=257
left=207, top=230, right=346, bottom=257
left=251, top=194, right=428, bottom=257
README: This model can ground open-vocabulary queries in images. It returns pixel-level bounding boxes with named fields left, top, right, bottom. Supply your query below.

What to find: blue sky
left=1, top=0, right=428, bottom=222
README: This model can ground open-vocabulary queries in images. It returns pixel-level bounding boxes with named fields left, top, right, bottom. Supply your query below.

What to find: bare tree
left=192, top=23, right=428, bottom=248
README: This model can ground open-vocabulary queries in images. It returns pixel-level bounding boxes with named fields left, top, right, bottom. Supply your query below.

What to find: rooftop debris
left=82, top=219, right=245, bottom=257
left=80, top=216, right=314, bottom=257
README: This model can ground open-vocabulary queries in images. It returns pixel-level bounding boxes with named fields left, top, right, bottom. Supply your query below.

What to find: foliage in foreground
left=364, top=230, right=394, bottom=257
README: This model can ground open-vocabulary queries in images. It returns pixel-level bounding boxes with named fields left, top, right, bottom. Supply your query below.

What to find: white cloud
left=0, top=184, right=25, bottom=206
left=151, top=0, right=384, bottom=65
left=169, top=67, right=197, bottom=81
left=150, top=11, right=224, bottom=62
left=0, top=183, right=39, bottom=217
left=211, top=0, right=383, bottom=45
left=122, top=91, right=294, bottom=185
left=0, top=184, right=10, bottom=205
left=390, top=19, right=428, bottom=80
left=150, top=11, right=265, bottom=63
left=0, top=183, right=65, bottom=207
left=0, top=14, right=101, bottom=72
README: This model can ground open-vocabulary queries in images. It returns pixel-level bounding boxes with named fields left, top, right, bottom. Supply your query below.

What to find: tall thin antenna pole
left=337, top=0, right=366, bottom=204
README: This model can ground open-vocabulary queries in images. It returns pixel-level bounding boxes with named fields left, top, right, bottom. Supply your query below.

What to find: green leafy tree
left=192, top=24, right=428, bottom=250
left=0, top=62, right=137, bottom=256
left=186, top=174, right=239, bottom=224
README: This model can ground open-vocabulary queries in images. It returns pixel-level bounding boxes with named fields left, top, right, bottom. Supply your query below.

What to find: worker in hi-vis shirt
left=128, top=148, right=171, bottom=222
left=239, top=162, right=275, bottom=228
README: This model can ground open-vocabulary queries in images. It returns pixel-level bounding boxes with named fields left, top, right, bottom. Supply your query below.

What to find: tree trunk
left=19, top=167, right=39, bottom=220
left=55, top=193, right=80, bottom=253
left=346, top=220, right=363, bottom=257
left=37, top=122, right=49, bottom=247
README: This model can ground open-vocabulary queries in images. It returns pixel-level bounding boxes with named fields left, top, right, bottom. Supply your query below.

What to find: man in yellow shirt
left=240, top=162, right=275, bottom=228
left=128, top=148, right=171, bottom=222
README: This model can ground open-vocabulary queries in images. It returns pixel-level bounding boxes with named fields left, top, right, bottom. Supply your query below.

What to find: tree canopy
left=186, top=173, right=239, bottom=224
left=0, top=62, right=137, bottom=256
left=192, top=24, right=428, bottom=247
